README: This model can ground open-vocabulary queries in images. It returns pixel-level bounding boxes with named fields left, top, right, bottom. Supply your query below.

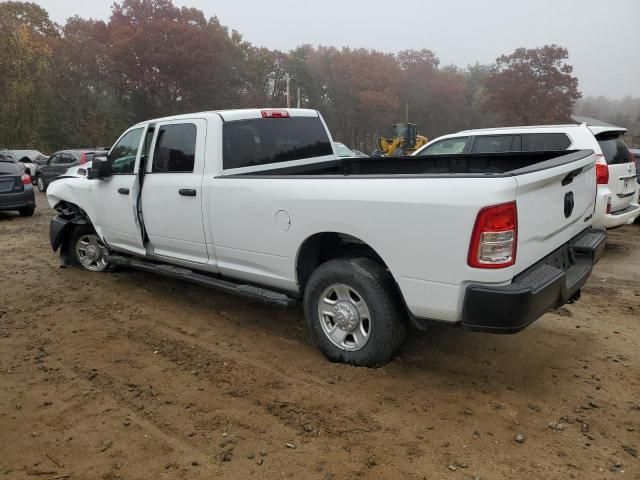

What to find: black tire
left=18, top=206, right=35, bottom=217
left=303, top=258, right=406, bottom=367
left=36, top=175, right=47, bottom=193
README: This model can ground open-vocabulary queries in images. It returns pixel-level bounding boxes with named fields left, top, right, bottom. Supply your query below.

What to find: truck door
left=140, top=119, right=209, bottom=264
left=92, top=127, right=146, bottom=255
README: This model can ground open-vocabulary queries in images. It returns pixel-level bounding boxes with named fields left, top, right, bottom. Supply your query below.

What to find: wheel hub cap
left=85, top=244, right=101, bottom=261
left=318, top=283, right=371, bottom=352
left=332, top=301, right=360, bottom=331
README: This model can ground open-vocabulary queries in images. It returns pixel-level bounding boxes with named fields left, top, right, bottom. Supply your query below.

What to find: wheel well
left=296, top=232, right=390, bottom=292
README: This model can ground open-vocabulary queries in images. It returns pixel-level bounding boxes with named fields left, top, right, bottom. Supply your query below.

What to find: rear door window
left=522, top=133, right=571, bottom=151
left=152, top=124, right=196, bottom=173
left=223, top=116, right=333, bottom=170
left=596, top=134, right=634, bottom=165
left=418, top=137, right=468, bottom=155
left=472, top=135, right=521, bottom=153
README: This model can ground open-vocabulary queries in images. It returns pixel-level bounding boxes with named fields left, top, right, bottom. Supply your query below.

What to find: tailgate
left=512, top=150, right=597, bottom=275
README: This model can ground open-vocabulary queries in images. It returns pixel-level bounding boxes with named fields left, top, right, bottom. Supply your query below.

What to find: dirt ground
left=1, top=191, right=639, bottom=480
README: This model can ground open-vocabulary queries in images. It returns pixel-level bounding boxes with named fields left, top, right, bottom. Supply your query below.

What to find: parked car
left=333, top=142, right=356, bottom=157
left=631, top=148, right=640, bottom=224
left=47, top=108, right=604, bottom=367
left=0, top=149, right=15, bottom=161
left=631, top=148, right=640, bottom=182
left=351, top=149, right=369, bottom=157
left=333, top=142, right=367, bottom=158
left=35, top=149, right=107, bottom=192
left=414, top=123, right=640, bottom=229
left=9, top=150, right=49, bottom=178
left=0, top=159, right=35, bottom=216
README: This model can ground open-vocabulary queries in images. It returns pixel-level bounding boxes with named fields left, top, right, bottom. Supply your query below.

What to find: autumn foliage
left=0, top=0, right=584, bottom=153
left=483, top=45, right=582, bottom=125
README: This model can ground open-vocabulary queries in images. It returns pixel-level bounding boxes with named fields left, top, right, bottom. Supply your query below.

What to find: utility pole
left=285, top=73, right=291, bottom=108
left=296, top=86, right=301, bottom=108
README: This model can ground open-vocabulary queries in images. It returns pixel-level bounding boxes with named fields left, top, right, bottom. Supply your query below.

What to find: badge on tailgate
left=564, top=192, right=574, bottom=218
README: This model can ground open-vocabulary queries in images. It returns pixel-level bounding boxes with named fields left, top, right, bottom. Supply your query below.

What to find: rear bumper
left=460, top=228, right=606, bottom=334
left=0, top=187, right=36, bottom=211
left=593, top=203, right=640, bottom=229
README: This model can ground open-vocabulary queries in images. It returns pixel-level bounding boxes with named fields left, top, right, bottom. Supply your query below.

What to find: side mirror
left=87, top=155, right=113, bottom=179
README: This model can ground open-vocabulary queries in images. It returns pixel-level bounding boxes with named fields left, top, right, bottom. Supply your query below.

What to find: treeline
left=575, top=96, right=640, bottom=146
left=1, top=0, right=587, bottom=153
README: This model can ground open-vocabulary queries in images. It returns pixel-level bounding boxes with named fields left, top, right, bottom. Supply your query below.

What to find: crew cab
left=413, top=123, right=640, bottom=229
left=47, top=109, right=605, bottom=367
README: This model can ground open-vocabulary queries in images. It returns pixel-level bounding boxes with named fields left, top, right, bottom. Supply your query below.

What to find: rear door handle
left=179, top=189, right=197, bottom=197
left=118, top=187, right=129, bottom=195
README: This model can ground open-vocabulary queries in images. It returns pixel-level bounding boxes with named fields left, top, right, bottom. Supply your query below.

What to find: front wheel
left=303, top=258, right=406, bottom=367
left=69, top=225, right=112, bottom=272
left=36, top=175, right=47, bottom=193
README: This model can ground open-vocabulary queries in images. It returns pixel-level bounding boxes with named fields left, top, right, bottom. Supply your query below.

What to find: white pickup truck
left=47, top=108, right=606, bottom=367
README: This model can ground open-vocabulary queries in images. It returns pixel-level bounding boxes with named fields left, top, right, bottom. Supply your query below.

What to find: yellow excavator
left=373, top=123, right=428, bottom=157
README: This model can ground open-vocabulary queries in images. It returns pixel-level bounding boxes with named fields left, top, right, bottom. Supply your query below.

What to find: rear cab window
left=222, top=116, right=333, bottom=170
left=596, top=134, right=634, bottom=165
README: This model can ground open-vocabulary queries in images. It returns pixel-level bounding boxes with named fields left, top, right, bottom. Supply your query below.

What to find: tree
left=0, top=2, right=591, bottom=154
left=0, top=2, right=56, bottom=147
left=108, top=0, right=243, bottom=120
left=483, top=45, right=581, bottom=125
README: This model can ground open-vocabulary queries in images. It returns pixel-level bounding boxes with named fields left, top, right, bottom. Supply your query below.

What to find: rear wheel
left=36, top=175, right=46, bottom=193
left=303, top=258, right=406, bottom=367
left=69, top=225, right=112, bottom=272
left=18, top=206, right=35, bottom=217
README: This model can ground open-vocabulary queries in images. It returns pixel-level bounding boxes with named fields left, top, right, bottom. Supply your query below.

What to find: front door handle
left=179, top=188, right=197, bottom=197
left=118, top=187, right=129, bottom=195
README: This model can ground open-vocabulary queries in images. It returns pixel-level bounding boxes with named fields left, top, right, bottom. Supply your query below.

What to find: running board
left=105, top=255, right=296, bottom=308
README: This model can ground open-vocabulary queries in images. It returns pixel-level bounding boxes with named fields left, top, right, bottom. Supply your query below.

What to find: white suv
left=414, top=123, right=639, bottom=228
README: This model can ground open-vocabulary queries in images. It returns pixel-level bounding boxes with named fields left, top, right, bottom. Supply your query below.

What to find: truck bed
left=226, top=150, right=592, bottom=178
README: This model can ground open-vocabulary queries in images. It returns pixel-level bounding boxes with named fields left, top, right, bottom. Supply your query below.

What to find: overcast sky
left=28, top=0, right=640, bottom=99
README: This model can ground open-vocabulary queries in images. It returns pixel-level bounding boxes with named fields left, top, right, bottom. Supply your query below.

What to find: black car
left=0, top=159, right=35, bottom=216
left=35, top=149, right=107, bottom=192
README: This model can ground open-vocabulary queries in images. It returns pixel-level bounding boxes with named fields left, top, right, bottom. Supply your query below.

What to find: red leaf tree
left=483, top=45, right=581, bottom=125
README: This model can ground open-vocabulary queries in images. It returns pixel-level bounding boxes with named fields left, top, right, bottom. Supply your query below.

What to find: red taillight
left=21, top=173, right=31, bottom=185
left=596, top=163, right=609, bottom=185
left=261, top=109, right=290, bottom=118
left=79, top=152, right=87, bottom=164
left=468, top=202, right=517, bottom=269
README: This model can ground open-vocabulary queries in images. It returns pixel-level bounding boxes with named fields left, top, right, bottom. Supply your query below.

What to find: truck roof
left=137, top=108, right=320, bottom=126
